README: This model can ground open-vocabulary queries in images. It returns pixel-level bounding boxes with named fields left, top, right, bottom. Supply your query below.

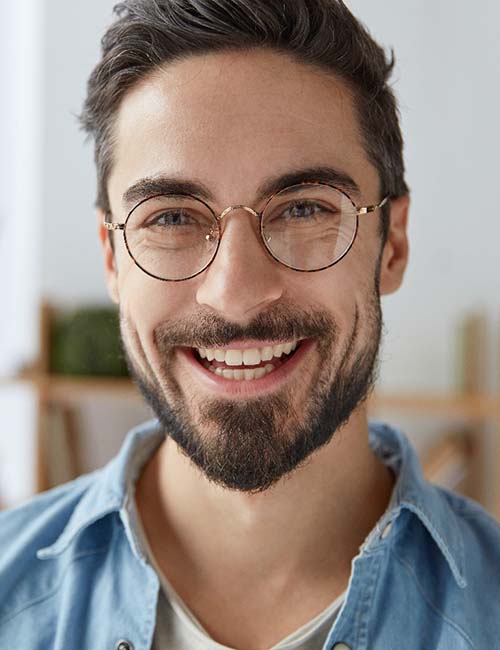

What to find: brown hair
left=80, top=0, right=408, bottom=242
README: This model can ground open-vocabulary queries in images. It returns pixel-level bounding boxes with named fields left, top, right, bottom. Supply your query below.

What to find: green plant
left=50, top=307, right=128, bottom=377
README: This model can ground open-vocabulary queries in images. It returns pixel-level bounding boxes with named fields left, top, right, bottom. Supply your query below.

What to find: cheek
left=302, top=260, right=375, bottom=338
left=305, top=265, right=359, bottom=311
left=118, top=265, right=194, bottom=352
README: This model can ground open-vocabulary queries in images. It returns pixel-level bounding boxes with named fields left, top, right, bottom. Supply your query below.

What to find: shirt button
left=380, top=520, right=393, bottom=539
left=333, top=643, right=351, bottom=650
left=115, top=641, right=134, bottom=650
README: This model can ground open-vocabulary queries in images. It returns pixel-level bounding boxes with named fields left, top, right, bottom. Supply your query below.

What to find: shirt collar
left=36, top=418, right=466, bottom=588
left=36, top=419, right=165, bottom=560
left=365, top=420, right=466, bottom=588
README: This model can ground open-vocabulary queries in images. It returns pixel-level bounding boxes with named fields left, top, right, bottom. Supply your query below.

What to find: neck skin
left=135, top=404, right=395, bottom=598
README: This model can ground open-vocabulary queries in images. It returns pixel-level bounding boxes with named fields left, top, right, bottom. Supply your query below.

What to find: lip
left=177, top=338, right=314, bottom=398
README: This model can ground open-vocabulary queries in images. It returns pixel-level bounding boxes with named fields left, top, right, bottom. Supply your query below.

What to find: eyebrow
left=256, top=166, right=361, bottom=202
left=122, top=177, right=214, bottom=211
left=121, top=165, right=361, bottom=212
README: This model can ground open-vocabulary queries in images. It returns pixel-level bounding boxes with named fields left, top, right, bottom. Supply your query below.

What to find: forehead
left=108, top=49, right=377, bottom=208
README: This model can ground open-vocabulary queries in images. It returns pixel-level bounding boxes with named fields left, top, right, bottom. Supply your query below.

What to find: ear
left=97, top=209, right=120, bottom=304
left=378, top=194, right=410, bottom=296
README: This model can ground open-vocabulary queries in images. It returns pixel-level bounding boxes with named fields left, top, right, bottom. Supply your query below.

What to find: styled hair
left=80, top=0, right=408, bottom=243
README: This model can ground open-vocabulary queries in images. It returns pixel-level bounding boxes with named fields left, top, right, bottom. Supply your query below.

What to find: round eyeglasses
left=104, top=182, right=388, bottom=282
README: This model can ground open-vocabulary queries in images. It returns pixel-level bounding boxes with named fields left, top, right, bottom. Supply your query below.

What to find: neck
left=136, top=405, right=395, bottom=582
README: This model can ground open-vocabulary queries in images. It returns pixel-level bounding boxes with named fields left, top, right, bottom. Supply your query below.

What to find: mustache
left=153, top=303, right=338, bottom=350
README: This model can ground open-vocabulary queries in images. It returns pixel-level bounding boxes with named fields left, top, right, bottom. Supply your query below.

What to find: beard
left=121, top=282, right=383, bottom=494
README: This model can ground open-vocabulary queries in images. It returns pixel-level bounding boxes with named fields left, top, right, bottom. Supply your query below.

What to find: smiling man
left=1, top=1, right=500, bottom=649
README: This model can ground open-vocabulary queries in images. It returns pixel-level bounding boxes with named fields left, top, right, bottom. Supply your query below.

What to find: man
left=1, top=1, right=499, bottom=648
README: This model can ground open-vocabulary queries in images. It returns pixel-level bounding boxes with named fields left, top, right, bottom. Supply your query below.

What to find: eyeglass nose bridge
left=217, top=205, right=260, bottom=221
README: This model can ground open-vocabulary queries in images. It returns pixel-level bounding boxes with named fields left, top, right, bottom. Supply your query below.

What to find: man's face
left=104, top=50, right=402, bottom=492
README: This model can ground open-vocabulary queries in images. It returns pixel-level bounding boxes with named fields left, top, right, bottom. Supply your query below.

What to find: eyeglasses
left=104, top=182, right=388, bottom=282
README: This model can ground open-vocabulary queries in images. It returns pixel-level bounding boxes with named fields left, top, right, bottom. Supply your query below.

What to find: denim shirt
left=1, top=418, right=499, bottom=650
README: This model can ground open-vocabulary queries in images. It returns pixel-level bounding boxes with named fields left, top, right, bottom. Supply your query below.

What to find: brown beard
left=121, top=287, right=383, bottom=493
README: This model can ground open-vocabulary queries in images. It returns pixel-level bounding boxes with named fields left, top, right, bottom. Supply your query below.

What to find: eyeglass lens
left=124, top=184, right=358, bottom=281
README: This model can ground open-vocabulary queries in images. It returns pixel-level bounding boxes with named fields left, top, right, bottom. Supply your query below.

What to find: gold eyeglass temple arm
left=357, top=196, right=389, bottom=216
left=103, top=221, right=125, bottom=231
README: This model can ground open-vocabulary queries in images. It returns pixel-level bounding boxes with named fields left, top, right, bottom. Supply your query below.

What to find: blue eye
left=281, top=202, right=324, bottom=219
left=148, top=209, right=195, bottom=227
left=273, top=200, right=339, bottom=223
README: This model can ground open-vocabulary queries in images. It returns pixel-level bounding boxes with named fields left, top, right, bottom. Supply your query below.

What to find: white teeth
left=207, top=364, right=275, bottom=381
left=261, top=346, right=274, bottom=361
left=198, top=340, right=300, bottom=366
left=224, top=349, right=244, bottom=366
left=243, top=348, right=261, bottom=366
left=273, top=343, right=285, bottom=357
left=243, top=368, right=256, bottom=380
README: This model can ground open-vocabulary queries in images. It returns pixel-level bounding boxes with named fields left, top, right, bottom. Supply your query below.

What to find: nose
left=195, top=207, right=284, bottom=322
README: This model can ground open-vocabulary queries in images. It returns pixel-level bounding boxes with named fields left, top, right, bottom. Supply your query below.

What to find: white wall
left=348, top=0, right=500, bottom=393
left=40, top=0, right=117, bottom=308
left=0, top=0, right=44, bottom=376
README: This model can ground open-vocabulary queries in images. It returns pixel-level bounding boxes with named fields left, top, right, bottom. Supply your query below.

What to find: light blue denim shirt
left=1, top=418, right=499, bottom=650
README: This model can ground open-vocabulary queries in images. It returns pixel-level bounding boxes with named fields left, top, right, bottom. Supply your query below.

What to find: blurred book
left=42, top=405, right=80, bottom=489
left=455, top=311, right=488, bottom=394
left=422, top=430, right=472, bottom=493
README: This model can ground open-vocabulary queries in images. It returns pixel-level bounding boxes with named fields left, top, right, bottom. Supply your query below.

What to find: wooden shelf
left=38, top=375, right=138, bottom=401
left=369, top=393, right=500, bottom=420
left=1, top=375, right=137, bottom=400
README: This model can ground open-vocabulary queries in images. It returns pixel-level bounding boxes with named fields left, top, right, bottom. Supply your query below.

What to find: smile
left=177, top=338, right=313, bottom=397
left=195, top=341, right=299, bottom=381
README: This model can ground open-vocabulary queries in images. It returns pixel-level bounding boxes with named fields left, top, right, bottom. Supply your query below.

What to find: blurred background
left=0, top=1, right=499, bottom=515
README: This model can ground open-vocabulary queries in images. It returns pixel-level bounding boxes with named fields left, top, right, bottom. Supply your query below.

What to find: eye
left=281, top=201, right=324, bottom=220
left=146, top=209, right=196, bottom=228
left=271, top=200, right=339, bottom=223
